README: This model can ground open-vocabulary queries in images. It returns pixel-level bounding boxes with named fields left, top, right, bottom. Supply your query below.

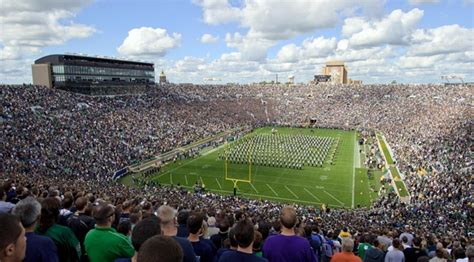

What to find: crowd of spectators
left=0, top=83, right=472, bottom=261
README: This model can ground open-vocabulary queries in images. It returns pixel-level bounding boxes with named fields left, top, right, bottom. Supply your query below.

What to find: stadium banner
left=112, top=167, right=129, bottom=180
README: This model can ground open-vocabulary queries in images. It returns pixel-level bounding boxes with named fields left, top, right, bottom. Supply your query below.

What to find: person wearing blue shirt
left=187, top=212, right=216, bottom=262
left=12, top=197, right=59, bottom=262
left=219, top=219, right=268, bottom=262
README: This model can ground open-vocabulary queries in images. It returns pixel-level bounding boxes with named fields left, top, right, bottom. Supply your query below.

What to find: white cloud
left=117, top=27, right=181, bottom=57
left=408, top=25, right=474, bottom=56
left=225, top=32, right=274, bottom=61
left=200, top=33, right=219, bottom=44
left=343, top=8, right=424, bottom=47
left=174, top=56, right=207, bottom=72
left=197, top=0, right=383, bottom=61
left=397, top=55, right=442, bottom=69
left=0, top=0, right=96, bottom=60
left=276, top=37, right=337, bottom=63
left=240, top=0, right=382, bottom=41
left=276, top=44, right=301, bottom=63
left=193, top=0, right=241, bottom=25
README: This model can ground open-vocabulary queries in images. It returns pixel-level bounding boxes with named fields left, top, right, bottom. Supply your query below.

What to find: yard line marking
left=156, top=144, right=225, bottom=178
left=215, top=178, right=222, bottom=189
left=250, top=183, right=259, bottom=194
left=266, top=184, right=278, bottom=196
left=324, top=190, right=344, bottom=206
left=170, top=173, right=173, bottom=185
left=176, top=185, right=344, bottom=207
left=304, top=188, right=321, bottom=202
left=285, top=186, right=299, bottom=199
left=200, top=176, right=205, bottom=186
left=184, top=175, right=188, bottom=185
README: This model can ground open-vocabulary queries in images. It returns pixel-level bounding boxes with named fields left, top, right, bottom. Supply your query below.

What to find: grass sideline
left=377, top=134, right=409, bottom=197
left=128, top=127, right=385, bottom=208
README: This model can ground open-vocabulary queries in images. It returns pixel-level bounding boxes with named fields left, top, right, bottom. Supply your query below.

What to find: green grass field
left=140, top=127, right=384, bottom=208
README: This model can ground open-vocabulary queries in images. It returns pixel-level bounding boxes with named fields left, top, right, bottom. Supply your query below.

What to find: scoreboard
left=314, top=75, right=331, bottom=82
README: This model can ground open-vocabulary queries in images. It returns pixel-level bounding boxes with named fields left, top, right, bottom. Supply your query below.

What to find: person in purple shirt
left=12, top=197, right=59, bottom=262
left=219, top=219, right=268, bottom=262
left=263, top=206, right=317, bottom=262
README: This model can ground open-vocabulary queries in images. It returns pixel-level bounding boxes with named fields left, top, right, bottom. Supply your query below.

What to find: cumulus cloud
left=276, top=37, right=337, bottom=63
left=117, top=27, right=181, bottom=57
left=200, top=33, right=219, bottom=44
left=343, top=8, right=424, bottom=47
left=408, top=25, right=474, bottom=56
left=193, top=0, right=241, bottom=25
left=225, top=32, right=274, bottom=61
left=196, top=0, right=383, bottom=61
left=0, top=0, right=96, bottom=60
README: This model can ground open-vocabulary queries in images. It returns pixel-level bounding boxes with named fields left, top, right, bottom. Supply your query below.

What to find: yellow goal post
left=223, top=141, right=253, bottom=195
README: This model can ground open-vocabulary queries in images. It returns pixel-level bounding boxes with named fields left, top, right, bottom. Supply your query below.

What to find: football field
left=147, top=127, right=382, bottom=208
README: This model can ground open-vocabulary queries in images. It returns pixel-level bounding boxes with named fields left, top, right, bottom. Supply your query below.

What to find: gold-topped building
left=159, top=70, right=167, bottom=84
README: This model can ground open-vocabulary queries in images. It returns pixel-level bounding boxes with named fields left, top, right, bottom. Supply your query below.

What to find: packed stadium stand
left=1, top=83, right=472, bottom=262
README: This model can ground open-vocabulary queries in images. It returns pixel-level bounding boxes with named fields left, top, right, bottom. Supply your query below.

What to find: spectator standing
left=0, top=213, right=27, bottom=262
left=36, top=197, right=81, bottom=262
left=385, top=239, right=405, bottom=262
left=84, top=204, right=135, bottom=262
left=137, top=235, right=183, bottom=262
left=0, top=187, right=15, bottom=214
left=403, top=237, right=427, bottom=262
left=332, top=238, right=362, bottom=262
left=157, top=205, right=197, bottom=262
left=218, top=219, right=267, bottom=262
left=364, top=239, right=385, bottom=262
left=262, top=206, right=316, bottom=262
left=12, top=197, right=59, bottom=262
left=66, top=197, right=95, bottom=261
left=187, top=212, right=217, bottom=262
left=358, top=235, right=374, bottom=260
left=115, top=217, right=161, bottom=262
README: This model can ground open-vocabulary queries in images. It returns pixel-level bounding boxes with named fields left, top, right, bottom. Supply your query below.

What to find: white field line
left=266, top=184, right=279, bottom=196
left=170, top=173, right=173, bottom=184
left=200, top=176, right=205, bottom=186
left=285, top=185, right=299, bottom=199
left=215, top=178, right=222, bottom=189
left=202, top=144, right=225, bottom=156
left=177, top=185, right=344, bottom=207
left=324, top=190, right=345, bottom=206
left=304, top=188, right=321, bottom=202
left=250, top=183, right=259, bottom=194
left=184, top=175, right=188, bottom=185
left=157, top=144, right=224, bottom=178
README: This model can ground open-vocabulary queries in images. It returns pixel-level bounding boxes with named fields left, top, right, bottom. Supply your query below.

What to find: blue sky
left=1, top=0, right=473, bottom=84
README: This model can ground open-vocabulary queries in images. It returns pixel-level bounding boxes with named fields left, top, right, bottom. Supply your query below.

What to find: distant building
left=32, top=54, right=154, bottom=95
left=159, top=70, right=167, bottom=84
left=348, top=78, right=363, bottom=85
left=287, top=75, right=295, bottom=85
left=321, top=61, right=348, bottom=84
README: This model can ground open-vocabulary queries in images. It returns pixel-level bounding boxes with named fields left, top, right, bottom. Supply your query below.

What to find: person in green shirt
left=84, top=203, right=135, bottom=262
left=358, top=234, right=374, bottom=261
left=36, top=197, right=81, bottom=262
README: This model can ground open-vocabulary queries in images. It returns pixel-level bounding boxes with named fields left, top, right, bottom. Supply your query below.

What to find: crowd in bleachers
left=0, top=83, right=472, bottom=262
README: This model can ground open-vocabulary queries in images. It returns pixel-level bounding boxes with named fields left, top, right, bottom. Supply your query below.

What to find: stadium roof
left=35, top=54, right=154, bottom=66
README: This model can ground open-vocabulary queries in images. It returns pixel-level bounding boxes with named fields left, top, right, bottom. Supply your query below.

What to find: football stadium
left=1, top=1, right=473, bottom=262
